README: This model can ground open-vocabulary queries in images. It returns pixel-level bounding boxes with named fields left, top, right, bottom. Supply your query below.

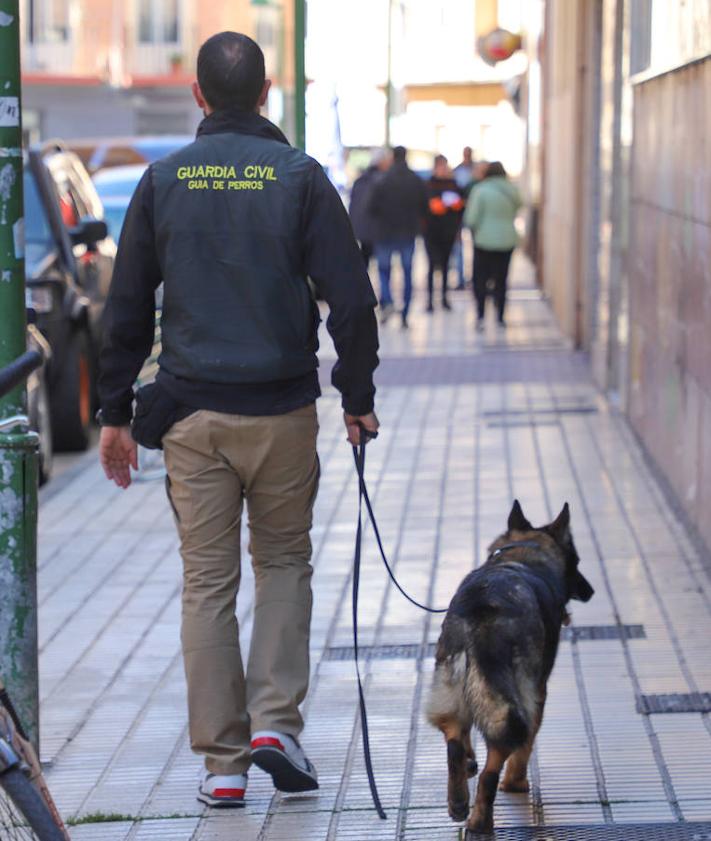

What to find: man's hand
left=343, top=411, right=379, bottom=446
left=99, top=425, right=138, bottom=489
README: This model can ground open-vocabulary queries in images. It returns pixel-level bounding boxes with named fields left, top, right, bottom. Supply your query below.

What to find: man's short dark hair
left=197, top=32, right=265, bottom=112
left=392, top=146, right=407, bottom=163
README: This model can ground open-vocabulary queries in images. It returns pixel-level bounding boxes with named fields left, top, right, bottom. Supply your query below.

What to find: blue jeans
left=450, top=232, right=465, bottom=286
left=374, top=239, right=415, bottom=316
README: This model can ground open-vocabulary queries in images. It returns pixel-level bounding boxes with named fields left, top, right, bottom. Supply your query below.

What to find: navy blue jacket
left=99, top=109, right=379, bottom=423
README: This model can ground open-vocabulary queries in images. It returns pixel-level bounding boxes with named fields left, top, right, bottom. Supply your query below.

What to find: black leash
left=350, top=427, right=447, bottom=820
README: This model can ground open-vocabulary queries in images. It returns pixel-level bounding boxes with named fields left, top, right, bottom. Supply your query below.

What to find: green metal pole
left=0, top=0, right=40, bottom=749
left=294, top=0, right=306, bottom=150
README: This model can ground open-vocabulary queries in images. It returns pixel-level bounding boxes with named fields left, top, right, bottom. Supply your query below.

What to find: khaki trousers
left=162, top=405, right=319, bottom=775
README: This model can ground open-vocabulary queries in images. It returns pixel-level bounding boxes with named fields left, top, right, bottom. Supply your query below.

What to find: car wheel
left=50, top=329, right=93, bottom=452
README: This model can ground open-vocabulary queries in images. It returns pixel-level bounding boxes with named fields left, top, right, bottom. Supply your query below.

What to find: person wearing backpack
left=464, top=161, right=521, bottom=329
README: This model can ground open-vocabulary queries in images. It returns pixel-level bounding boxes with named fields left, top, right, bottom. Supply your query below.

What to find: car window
left=23, top=169, right=56, bottom=263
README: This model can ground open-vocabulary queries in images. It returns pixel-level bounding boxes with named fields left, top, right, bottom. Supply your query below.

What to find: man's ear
left=257, top=79, right=272, bottom=110
left=548, top=502, right=571, bottom=543
left=508, top=499, right=533, bottom=532
left=192, top=81, right=209, bottom=113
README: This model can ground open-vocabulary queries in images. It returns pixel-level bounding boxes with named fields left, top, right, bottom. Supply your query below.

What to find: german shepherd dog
left=426, top=500, right=594, bottom=835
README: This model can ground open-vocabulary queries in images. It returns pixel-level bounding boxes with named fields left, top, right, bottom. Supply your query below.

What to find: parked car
left=92, top=164, right=147, bottom=241
left=24, top=144, right=115, bottom=453
left=65, top=135, right=192, bottom=175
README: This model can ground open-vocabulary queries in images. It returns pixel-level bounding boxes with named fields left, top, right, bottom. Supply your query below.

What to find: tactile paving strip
left=322, top=625, right=646, bottom=661
left=452, top=824, right=711, bottom=841
left=637, top=692, right=711, bottom=714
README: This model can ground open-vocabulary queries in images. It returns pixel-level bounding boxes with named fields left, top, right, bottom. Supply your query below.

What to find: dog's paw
left=500, top=777, right=530, bottom=793
left=466, top=809, right=494, bottom=836
left=448, top=798, right=470, bottom=822
left=467, top=759, right=479, bottom=778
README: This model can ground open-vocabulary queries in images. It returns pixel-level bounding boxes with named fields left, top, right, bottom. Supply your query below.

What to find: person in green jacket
left=464, top=161, right=522, bottom=329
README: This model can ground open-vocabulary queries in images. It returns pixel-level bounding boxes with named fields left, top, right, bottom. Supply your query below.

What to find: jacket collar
left=196, top=107, right=290, bottom=146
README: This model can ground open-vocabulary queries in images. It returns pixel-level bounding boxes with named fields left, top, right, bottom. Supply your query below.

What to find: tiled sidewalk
left=36, top=256, right=711, bottom=840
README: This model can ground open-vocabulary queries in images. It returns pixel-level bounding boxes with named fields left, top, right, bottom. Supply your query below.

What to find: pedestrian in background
left=98, top=31, right=379, bottom=809
left=452, top=145, right=475, bottom=191
left=424, top=154, right=465, bottom=313
left=368, top=145, right=428, bottom=329
left=348, top=148, right=390, bottom=266
left=464, top=160, right=521, bottom=330
left=450, top=146, right=476, bottom=289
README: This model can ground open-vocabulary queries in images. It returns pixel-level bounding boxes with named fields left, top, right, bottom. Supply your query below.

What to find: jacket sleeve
left=464, top=185, right=482, bottom=232
left=98, top=168, right=163, bottom=425
left=302, top=161, right=379, bottom=415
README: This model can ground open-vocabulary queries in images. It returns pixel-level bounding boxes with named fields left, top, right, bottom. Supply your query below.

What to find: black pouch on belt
left=131, top=382, right=193, bottom=450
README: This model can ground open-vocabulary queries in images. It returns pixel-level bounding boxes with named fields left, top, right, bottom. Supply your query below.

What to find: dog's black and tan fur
left=426, top=500, right=594, bottom=835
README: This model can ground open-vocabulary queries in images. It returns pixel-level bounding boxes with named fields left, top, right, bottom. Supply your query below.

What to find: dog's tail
left=474, top=660, right=533, bottom=752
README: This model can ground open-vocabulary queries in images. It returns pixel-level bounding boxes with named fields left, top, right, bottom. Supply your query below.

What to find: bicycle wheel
left=0, top=768, right=66, bottom=841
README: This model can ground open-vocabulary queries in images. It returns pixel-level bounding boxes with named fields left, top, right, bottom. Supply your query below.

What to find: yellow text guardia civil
left=176, top=164, right=277, bottom=181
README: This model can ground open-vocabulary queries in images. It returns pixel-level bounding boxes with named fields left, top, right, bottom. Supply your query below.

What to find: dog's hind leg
left=501, top=689, right=546, bottom=793
left=500, top=736, right=534, bottom=792
left=462, top=727, right=478, bottom=777
left=467, top=742, right=511, bottom=836
left=437, top=719, right=470, bottom=822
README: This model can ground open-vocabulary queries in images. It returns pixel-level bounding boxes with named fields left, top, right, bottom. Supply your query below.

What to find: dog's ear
left=548, top=502, right=571, bottom=543
left=508, top=499, right=533, bottom=532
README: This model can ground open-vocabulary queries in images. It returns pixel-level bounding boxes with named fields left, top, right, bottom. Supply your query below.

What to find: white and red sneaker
left=250, top=730, right=318, bottom=793
left=197, top=771, right=247, bottom=808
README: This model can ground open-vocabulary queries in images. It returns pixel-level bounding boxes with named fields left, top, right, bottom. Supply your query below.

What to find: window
left=630, top=0, right=653, bottom=75
left=138, top=0, right=180, bottom=44
left=256, top=17, right=275, bottom=48
left=23, top=170, right=55, bottom=266
left=25, top=0, right=70, bottom=43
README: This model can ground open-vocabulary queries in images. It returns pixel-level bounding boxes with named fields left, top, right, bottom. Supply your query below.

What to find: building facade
left=525, top=0, right=711, bottom=550
left=305, top=0, right=527, bottom=173
left=20, top=0, right=295, bottom=142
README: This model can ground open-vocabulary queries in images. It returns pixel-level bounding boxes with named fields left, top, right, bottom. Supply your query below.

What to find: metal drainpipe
left=0, top=0, right=41, bottom=751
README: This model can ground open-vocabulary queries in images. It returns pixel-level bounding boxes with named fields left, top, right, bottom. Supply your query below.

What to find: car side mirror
left=69, top=217, right=108, bottom=248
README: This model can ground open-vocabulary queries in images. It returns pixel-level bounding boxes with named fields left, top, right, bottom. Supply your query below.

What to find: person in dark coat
left=368, top=145, right=428, bottom=329
left=97, top=31, right=379, bottom=809
left=348, top=149, right=390, bottom=266
left=424, top=155, right=465, bottom=312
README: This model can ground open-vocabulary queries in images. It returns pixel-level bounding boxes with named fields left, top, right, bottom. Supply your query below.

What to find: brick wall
left=627, top=56, right=711, bottom=549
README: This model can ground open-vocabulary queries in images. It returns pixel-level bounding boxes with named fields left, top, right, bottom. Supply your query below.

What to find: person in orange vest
left=424, top=155, right=465, bottom=312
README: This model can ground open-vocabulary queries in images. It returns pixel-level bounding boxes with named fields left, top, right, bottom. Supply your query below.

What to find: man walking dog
left=97, top=32, right=379, bottom=807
